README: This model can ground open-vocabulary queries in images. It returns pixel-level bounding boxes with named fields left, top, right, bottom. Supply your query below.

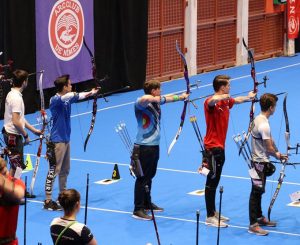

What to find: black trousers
left=204, top=147, right=225, bottom=217
left=249, top=161, right=267, bottom=225
left=134, top=145, right=159, bottom=211
left=2, top=128, right=25, bottom=170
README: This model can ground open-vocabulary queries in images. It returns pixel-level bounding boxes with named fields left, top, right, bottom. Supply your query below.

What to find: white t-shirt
left=4, top=88, right=25, bottom=135
left=251, top=113, right=271, bottom=162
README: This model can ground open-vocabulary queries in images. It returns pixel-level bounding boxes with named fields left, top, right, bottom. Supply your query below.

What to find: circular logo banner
left=288, top=16, right=299, bottom=36
left=48, top=0, right=84, bottom=61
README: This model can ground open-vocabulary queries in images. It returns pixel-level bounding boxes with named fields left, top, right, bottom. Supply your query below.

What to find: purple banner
left=36, top=0, right=94, bottom=89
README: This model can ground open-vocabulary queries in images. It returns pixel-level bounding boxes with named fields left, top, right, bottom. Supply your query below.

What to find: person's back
left=50, top=189, right=97, bottom=245
left=50, top=217, right=94, bottom=245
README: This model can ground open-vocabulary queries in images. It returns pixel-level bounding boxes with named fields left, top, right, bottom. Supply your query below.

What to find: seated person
left=50, top=189, right=97, bottom=245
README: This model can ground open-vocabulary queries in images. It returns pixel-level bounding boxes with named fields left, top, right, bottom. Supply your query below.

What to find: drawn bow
left=83, top=37, right=99, bottom=152
left=82, top=38, right=128, bottom=151
left=238, top=39, right=267, bottom=155
left=167, top=41, right=190, bottom=155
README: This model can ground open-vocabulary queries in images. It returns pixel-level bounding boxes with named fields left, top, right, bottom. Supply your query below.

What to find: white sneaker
left=214, top=211, right=230, bottom=222
left=205, top=216, right=228, bottom=228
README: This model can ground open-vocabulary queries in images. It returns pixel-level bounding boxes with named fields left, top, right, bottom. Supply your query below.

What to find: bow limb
left=167, top=41, right=190, bottom=155
left=238, top=39, right=260, bottom=155
left=83, top=37, right=97, bottom=79
left=267, top=93, right=289, bottom=220
left=83, top=98, right=97, bottom=152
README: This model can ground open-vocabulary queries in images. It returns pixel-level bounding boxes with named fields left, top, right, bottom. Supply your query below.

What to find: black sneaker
left=257, top=216, right=277, bottom=227
left=25, top=190, right=36, bottom=198
left=43, top=200, right=62, bottom=211
left=132, top=209, right=152, bottom=221
left=145, top=203, right=164, bottom=212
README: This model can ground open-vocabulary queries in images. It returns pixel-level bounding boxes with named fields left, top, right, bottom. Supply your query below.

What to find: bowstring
left=74, top=84, right=85, bottom=145
left=160, top=105, right=169, bottom=155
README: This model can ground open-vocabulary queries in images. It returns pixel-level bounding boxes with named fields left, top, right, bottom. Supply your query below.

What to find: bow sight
left=289, top=143, right=300, bottom=155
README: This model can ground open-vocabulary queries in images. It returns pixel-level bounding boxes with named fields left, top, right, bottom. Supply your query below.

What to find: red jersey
left=0, top=176, right=25, bottom=245
left=203, top=97, right=235, bottom=149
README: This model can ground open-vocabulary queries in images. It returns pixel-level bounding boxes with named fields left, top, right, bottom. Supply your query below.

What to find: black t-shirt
left=50, top=217, right=94, bottom=245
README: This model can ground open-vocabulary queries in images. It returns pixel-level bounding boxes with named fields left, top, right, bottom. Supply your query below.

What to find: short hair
left=54, top=74, right=70, bottom=92
left=58, top=189, right=80, bottom=215
left=12, top=69, right=28, bottom=87
left=259, top=93, right=278, bottom=112
left=213, top=75, right=230, bottom=92
left=143, top=79, right=161, bottom=95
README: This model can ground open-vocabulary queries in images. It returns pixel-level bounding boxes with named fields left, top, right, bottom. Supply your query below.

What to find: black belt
left=2, top=128, right=21, bottom=138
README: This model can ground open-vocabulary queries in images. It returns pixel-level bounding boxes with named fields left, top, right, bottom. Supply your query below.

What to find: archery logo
left=288, top=15, right=299, bottom=36
left=48, top=0, right=84, bottom=61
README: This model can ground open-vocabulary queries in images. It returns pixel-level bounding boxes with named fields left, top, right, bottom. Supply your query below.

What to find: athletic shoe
left=257, top=216, right=277, bottom=227
left=145, top=203, right=164, bottom=212
left=214, top=211, right=230, bottom=222
left=132, top=209, right=152, bottom=221
left=205, top=216, right=228, bottom=228
left=248, top=223, right=269, bottom=236
left=43, top=200, right=62, bottom=211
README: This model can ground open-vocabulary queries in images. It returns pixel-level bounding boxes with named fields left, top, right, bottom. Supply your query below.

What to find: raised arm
left=234, top=91, right=256, bottom=104
left=138, top=92, right=188, bottom=107
left=207, top=94, right=230, bottom=106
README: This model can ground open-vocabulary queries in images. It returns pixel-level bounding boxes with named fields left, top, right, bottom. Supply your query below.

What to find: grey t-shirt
left=251, top=113, right=271, bottom=162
